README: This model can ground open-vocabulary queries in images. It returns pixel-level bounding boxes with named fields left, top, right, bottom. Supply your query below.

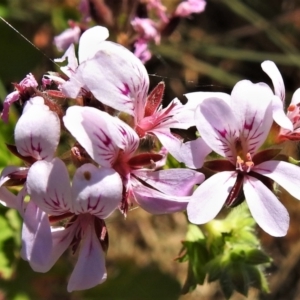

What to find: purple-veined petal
left=78, top=41, right=149, bottom=121
left=261, top=60, right=285, bottom=102
left=64, top=106, right=139, bottom=167
left=195, top=97, right=239, bottom=160
left=132, top=183, right=190, bottom=214
left=72, top=164, right=122, bottom=218
left=244, top=175, right=289, bottom=237
left=67, top=223, right=106, bottom=292
left=231, top=80, right=274, bottom=154
left=254, top=160, right=300, bottom=200
left=27, top=158, right=72, bottom=214
left=15, top=103, right=60, bottom=161
left=78, top=26, right=109, bottom=63
left=187, top=171, right=236, bottom=224
left=132, top=168, right=204, bottom=196
left=272, top=95, right=293, bottom=131
left=21, top=201, right=53, bottom=272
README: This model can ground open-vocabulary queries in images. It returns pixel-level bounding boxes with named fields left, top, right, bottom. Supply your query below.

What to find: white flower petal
left=133, top=168, right=204, bottom=196
left=254, top=160, right=300, bottom=200
left=184, top=91, right=231, bottom=110
left=78, top=26, right=109, bottom=63
left=132, top=183, right=190, bottom=214
left=27, top=158, right=72, bottom=214
left=79, top=41, right=149, bottom=120
left=67, top=224, right=106, bottom=292
left=187, top=171, right=236, bottom=224
left=291, top=87, right=300, bottom=105
left=64, top=106, right=139, bottom=167
left=21, top=201, right=53, bottom=272
left=15, top=103, right=60, bottom=161
left=244, top=176, right=289, bottom=237
left=195, top=97, right=239, bottom=160
left=272, top=95, right=293, bottom=130
left=261, top=60, right=285, bottom=101
left=231, top=80, right=274, bottom=154
left=72, top=164, right=122, bottom=218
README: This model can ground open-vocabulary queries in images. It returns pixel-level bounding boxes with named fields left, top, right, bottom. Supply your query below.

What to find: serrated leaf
left=245, top=249, right=271, bottom=265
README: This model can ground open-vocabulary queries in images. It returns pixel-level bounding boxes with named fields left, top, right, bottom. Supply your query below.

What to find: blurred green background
left=1, top=0, right=300, bottom=299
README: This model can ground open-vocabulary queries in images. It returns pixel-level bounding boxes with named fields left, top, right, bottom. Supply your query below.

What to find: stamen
left=288, top=104, right=296, bottom=112
left=236, top=153, right=254, bottom=173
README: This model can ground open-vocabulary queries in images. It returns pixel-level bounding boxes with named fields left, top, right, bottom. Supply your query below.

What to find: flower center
left=236, top=153, right=254, bottom=173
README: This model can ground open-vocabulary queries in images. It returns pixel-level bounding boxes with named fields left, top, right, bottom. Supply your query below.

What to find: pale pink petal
left=72, top=164, right=122, bottom=218
left=41, top=225, right=76, bottom=272
left=175, top=0, right=206, bottom=17
left=0, top=186, right=19, bottom=210
left=180, top=137, right=212, bottom=169
left=152, top=129, right=184, bottom=162
left=230, top=80, right=274, bottom=154
left=244, top=176, right=289, bottom=237
left=78, top=26, right=109, bottom=63
left=131, top=18, right=160, bottom=44
left=133, top=39, right=152, bottom=63
left=166, top=98, right=195, bottom=129
left=254, top=160, right=300, bottom=200
left=54, top=26, right=81, bottom=52
left=55, top=44, right=79, bottom=77
left=1, top=91, right=19, bottom=122
left=132, top=168, right=204, bottom=196
left=187, top=171, right=236, bottom=224
left=132, top=183, right=190, bottom=214
left=271, top=95, right=293, bottom=130
left=21, top=201, right=53, bottom=272
left=291, top=87, right=300, bottom=105
left=22, top=96, right=45, bottom=114
left=78, top=41, right=149, bottom=121
left=64, top=106, right=139, bottom=167
left=27, top=158, right=72, bottom=214
left=15, top=103, right=60, bottom=161
left=261, top=60, right=285, bottom=102
left=184, top=91, right=231, bottom=111
left=61, top=72, right=85, bottom=98
left=195, top=97, right=239, bottom=160
left=67, top=224, right=106, bottom=292
left=0, top=166, right=28, bottom=187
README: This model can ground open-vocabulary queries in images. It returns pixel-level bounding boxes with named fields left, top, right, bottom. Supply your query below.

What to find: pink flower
left=133, top=39, right=152, bottom=63
left=63, top=106, right=204, bottom=214
left=1, top=73, right=38, bottom=122
left=54, top=22, right=81, bottom=52
left=261, top=60, right=300, bottom=141
left=146, top=0, right=169, bottom=23
left=62, top=41, right=210, bottom=165
left=175, top=0, right=206, bottom=17
left=186, top=80, right=300, bottom=237
left=131, top=17, right=160, bottom=44
left=23, top=158, right=123, bottom=291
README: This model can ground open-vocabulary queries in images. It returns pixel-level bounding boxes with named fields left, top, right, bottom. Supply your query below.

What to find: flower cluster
left=1, top=24, right=300, bottom=293
left=53, top=0, right=206, bottom=63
